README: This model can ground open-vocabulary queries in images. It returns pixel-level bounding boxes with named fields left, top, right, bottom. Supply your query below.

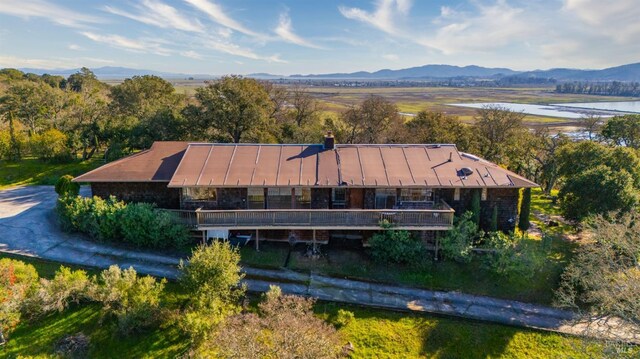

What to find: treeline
left=555, top=81, right=640, bottom=97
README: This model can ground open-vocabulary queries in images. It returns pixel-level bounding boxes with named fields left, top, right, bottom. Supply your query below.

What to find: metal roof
left=166, top=143, right=537, bottom=188
left=73, top=141, right=188, bottom=182
left=74, top=141, right=537, bottom=188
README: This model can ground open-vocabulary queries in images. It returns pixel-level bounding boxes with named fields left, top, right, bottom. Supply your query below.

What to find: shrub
left=30, top=128, right=72, bottom=162
left=56, top=195, right=125, bottom=241
left=490, top=206, right=498, bottom=232
left=518, top=188, right=531, bottom=231
left=34, top=266, right=93, bottom=315
left=179, top=242, right=246, bottom=341
left=482, top=232, right=543, bottom=280
left=55, top=175, right=80, bottom=197
left=56, top=196, right=187, bottom=248
left=369, top=223, right=425, bottom=265
left=92, top=265, right=166, bottom=335
left=211, top=286, right=340, bottom=358
left=440, top=212, right=479, bottom=263
left=333, top=309, right=355, bottom=328
left=0, top=259, right=40, bottom=336
left=119, top=203, right=189, bottom=248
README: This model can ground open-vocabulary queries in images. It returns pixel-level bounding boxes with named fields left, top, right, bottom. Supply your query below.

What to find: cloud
left=275, top=12, right=323, bottom=49
left=181, top=50, right=204, bottom=59
left=564, top=0, right=640, bottom=43
left=104, top=0, right=204, bottom=33
left=184, top=0, right=259, bottom=37
left=0, top=0, right=102, bottom=28
left=80, top=32, right=172, bottom=56
left=200, top=35, right=287, bottom=63
left=68, top=44, right=82, bottom=51
left=339, top=0, right=412, bottom=35
left=0, top=55, right=113, bottom=69
left=382, top=53, right=399, bottom=61
left=419, top=1, right=530, bottom=54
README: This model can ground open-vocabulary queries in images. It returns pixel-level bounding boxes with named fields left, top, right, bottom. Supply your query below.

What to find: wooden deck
left=166, top=202, right=454, bottom=230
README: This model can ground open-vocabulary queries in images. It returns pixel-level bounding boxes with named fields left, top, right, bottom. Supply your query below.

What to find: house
left=73, top=134, right=537, bottom=248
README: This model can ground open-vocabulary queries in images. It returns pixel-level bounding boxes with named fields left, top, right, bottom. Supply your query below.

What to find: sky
left=0, top=0, right=638, bottom=75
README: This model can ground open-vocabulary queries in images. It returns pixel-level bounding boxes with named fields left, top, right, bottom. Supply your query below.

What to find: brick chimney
left=323, top=131, right=335, bottom=150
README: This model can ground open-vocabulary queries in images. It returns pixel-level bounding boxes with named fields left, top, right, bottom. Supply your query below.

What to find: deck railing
left=166, top=200, right=454, bottom=229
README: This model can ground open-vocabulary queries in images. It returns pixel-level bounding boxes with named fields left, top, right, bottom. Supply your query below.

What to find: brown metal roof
left=168, top=144, right=341, bottom=187
left=76, top=141, right=537, bottom=188
left=73, top=141, right=189, bottom=182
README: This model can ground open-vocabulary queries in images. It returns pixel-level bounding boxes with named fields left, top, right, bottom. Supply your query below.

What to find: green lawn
left=0, top=157, right=103, bottom=189
left=1, top=254, right=617, bottom=358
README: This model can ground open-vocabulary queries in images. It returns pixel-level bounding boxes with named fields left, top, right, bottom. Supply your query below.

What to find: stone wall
left=438, top=188, right=520, bottom=232
left=90, top=182, right=180, bottom=209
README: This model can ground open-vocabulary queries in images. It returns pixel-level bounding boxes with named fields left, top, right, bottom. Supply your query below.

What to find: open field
left=154, top=79, right=640, bottom=129
left=1, top=253, right=618, bottom=358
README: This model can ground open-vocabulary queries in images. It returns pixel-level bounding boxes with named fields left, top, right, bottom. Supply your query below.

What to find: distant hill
left=17, top=66, right=214, bottom=79
left=509, top=63, right=640, bottom=82
left=291, top=64, right=518, bottom=79
left=12, top=62, right=640, bottom=82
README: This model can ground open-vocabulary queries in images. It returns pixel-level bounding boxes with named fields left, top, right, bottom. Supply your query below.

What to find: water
left=550, top=101, right=640, bottom=114
left=449, top=102, right=613, bottom=119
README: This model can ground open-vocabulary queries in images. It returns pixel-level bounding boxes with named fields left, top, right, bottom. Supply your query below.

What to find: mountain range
left=16, top=62, right=640, bottom=82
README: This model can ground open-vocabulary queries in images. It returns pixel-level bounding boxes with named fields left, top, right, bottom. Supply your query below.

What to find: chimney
left=323, top=131, right=335, bottom=150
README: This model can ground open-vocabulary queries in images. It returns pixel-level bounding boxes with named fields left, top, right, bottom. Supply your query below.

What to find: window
left=399, top=188, right=433, bottom=202
left=267, top=188, right=293, bottom=209
left=332, top=188, right=346, bottom=209
left=183, top=187, right=217, bottom=201
left=295, top=188, right=311, bottom=209
left=375, top=189, right=397, bottom=209
left=248, top=188, right=265, bottom=209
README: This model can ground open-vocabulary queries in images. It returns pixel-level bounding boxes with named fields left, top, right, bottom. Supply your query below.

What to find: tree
left=473, top=105, right=527, bottom=165
left=601, top=115, right=640, bottom=148
left=30, top=128, right=71, bottom=162
left=577, top=114, right=602, bottom=141
left=490, top=206, right=499, bottom=232
left=109, top=75, right=182, bottom=120
left=518, top=188, right=531, bottom=231
left=559, top=165, right=638, bottom=221
left=211, top=286, right=340, bottom=359
left=532, top=129, right=569, bottom=193
left=287, top=85, right=320, bottom=127
left=192, top=76, right=273, bottom=143
left=405, top=111, right=476, bottom=152
left=178, top=242, right=246, bottom=341
left=342, top=95, right=402, bottom=144
left=556, top=211, right=640, bottom=341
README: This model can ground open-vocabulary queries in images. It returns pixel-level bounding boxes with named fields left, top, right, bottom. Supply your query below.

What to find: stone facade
left=438, top=187, right=520, bottom=231
left=90, top=182, right=180, bottom=209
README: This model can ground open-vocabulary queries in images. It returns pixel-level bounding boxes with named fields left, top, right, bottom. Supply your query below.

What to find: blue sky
left=0, top=0, right=638, bottom=75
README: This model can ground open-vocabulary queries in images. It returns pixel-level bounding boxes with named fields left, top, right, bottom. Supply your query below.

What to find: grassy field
left=1, top=253, right=614, bottom=358
left=0, top=157, right=103, bottom=190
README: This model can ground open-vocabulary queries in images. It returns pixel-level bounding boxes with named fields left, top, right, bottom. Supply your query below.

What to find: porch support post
left=312, top=229, right=317, bottom=252
left=434, top=232, right=439, bottom=261
left=202, top=230, right=206, bottom=245
left=255, top=229, right=260, bottom=251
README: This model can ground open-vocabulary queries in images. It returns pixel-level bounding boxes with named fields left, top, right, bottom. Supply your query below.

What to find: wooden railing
left=166, top=201, right=454, bottom=229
